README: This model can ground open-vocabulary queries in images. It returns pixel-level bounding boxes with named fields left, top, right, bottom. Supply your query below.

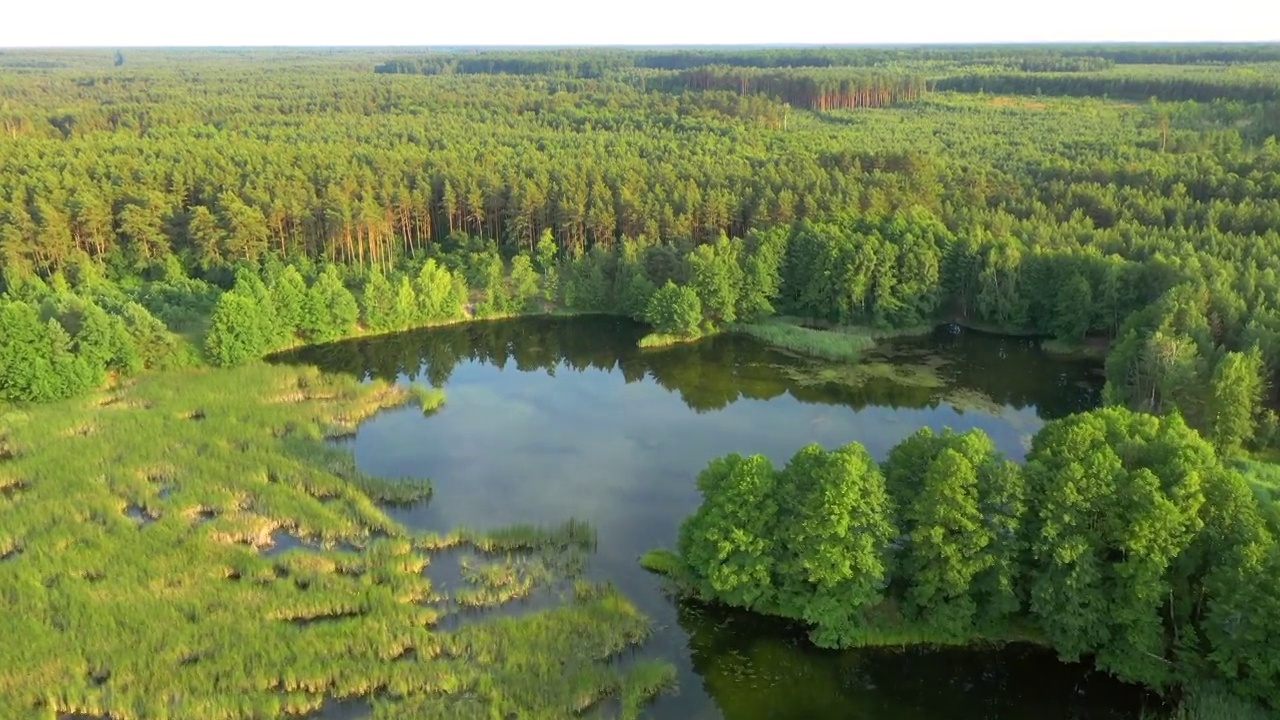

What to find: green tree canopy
left=1023, top=408, right=1210, bottom=688
left=644, top=281, right=703, bottom=338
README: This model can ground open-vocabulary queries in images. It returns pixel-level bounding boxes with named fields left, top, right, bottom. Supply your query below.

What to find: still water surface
left=278, top=315, right=1152, bottom=720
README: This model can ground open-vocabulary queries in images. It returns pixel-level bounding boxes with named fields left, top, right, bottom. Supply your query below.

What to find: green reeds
left=424, top=518, right=598, bottom=553
left=620, top=661, right=680, bottom=719
left=637, top=331, right=708, bottom=349
left=638, top=549, right=682, bottom=577
left=450, top=554, right=557, bottom=609
left=408, top=384, right=447, bottom=415
left=731, top=317, right=931, bottom=363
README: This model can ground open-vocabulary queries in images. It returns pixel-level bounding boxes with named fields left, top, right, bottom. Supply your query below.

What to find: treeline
left=231, top=211, right=1168, bottom=360
left=371, top=44, right=1280, bottom=78
left=660, top=67, right=928, bottom=110
left=375, top=57, right=932, bottom=111
left=204, top=252, right=475, bottom=366
left=278, top=313, right=1101, bottom=420
left=7, top=204, right=1280, bottom=459
left=373, top=53, right=626, bottom=79
left=635, top=46, right=1119, bottom=71
left=1060, top=43, right=1280, bottom=65
left=0, top=263, right=204, bottom=403
left=775, top=214, right=1162, bottom=336
left=675, top=409, right=1280, bottom=711
left=369, top=49, right=928, bottom=77
left=937, top=68, right=1280, bottom=104
left=370, top=50, right=1115, bottom=84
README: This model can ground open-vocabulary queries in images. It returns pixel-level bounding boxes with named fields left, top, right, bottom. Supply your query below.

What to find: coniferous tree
left=187, top=206, right=226, bottom=272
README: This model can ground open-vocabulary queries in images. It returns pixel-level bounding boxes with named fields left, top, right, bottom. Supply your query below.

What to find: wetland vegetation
left=1, top=43, right=1280, bottom=719
left=0, top=363, right=672, bottom=719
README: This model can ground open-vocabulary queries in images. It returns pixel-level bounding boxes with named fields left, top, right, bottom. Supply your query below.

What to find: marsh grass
left=576, top=661, right=679, bottom=720
left=0, top=537, right=23, bottom=561
left=434, top=547, right=593, bottom=628
left=733, top=320, right=875, bottom=362
left=732, top=317, right=935, bottom=362
left=452, top=555, right=551, bottom=608
left=771, top=331, right=950, bottom=388
left=619, top=661, right=680, bottom=719
left=476, top=518, right=598, bottom=551
left=408, top=384, right=447, bottom=415
left=937, top=387, right=1008, bottom=415
left=0, top=362, right=669, bottom=719
left=638, top=549, right=683, bottom=578
left=638, top=331, right=708, bottom=349
left=377, top=581, right=661, bottom=719
left=0, top=476, right=25, bottom=499
left=416, top=518, right=599, bottom=554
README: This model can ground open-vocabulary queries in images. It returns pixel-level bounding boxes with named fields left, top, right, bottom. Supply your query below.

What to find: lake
left=276, top=315, right=1157, bottom=720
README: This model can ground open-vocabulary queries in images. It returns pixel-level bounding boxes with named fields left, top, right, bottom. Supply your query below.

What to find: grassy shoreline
left=637, top=330, right=712, bottom=348
left=731, top=317, right=934, bottom=362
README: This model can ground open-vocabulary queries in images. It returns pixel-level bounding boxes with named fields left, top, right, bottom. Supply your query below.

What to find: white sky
left=2, top=0, right=1278, bottom=47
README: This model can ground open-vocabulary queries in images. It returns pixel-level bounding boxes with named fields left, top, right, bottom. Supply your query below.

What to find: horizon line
left=4, top=40, right=1280, bottom=51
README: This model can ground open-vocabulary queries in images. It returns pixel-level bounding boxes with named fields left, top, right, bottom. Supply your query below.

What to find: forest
left=1, top=43, right=1279, bottom=719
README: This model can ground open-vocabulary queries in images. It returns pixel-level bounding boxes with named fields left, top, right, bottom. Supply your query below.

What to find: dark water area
left=273, top=316, right=1155, bottom=720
